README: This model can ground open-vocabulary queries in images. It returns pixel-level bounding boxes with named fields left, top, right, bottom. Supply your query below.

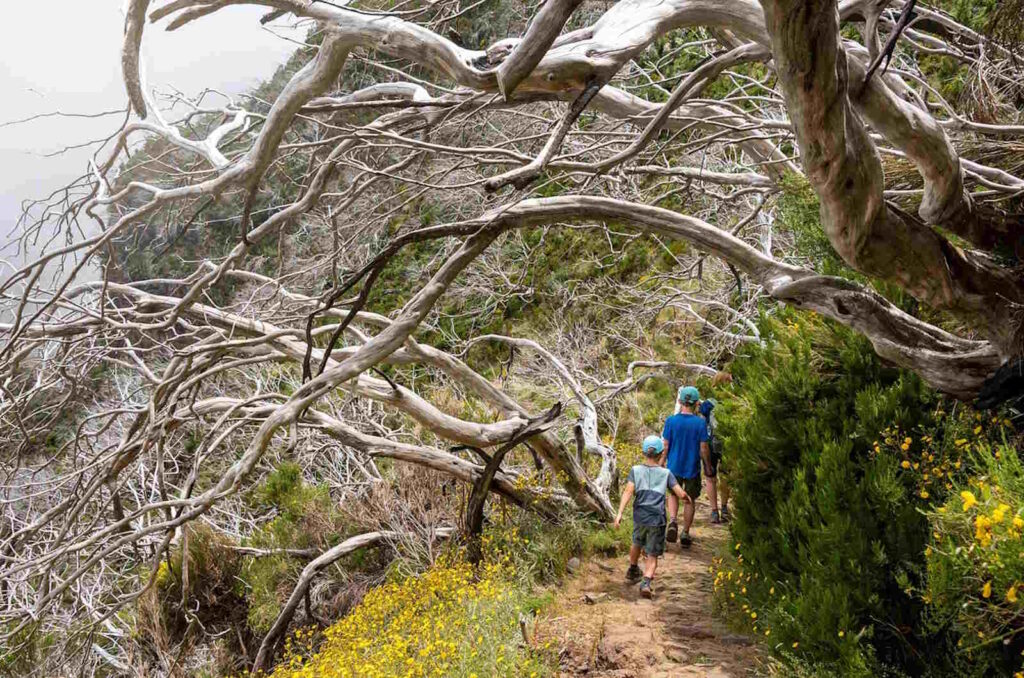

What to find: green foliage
left=142, top=522, right=249, bottom=652
left=0, top=622, right=56, bottom=675
left=924, top=426, right=1024, bottom=676
left=481, top=509, right=590, bottom=584
left=713, top=307, right=952, bottom=675
left=583, top=514, right=633, bottom=557
left=243, top=464, right=350, bottom=632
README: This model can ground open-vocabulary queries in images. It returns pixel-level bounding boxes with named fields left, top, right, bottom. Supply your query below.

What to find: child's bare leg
left=719, top=476, right=731, bottom=509
left=644, top=554, right=658, bottom=579
left=629, top=543, right=642, bottom=566
left=708, top=475, right=718, bottom=512
left=667, top=493, right=679, bottom=523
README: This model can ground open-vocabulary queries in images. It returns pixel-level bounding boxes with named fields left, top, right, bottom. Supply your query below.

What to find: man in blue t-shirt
left=661, top=386, right=711, bottom=547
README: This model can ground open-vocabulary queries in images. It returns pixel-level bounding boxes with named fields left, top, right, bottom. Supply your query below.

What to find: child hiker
left=613, top=435, right=692, bottom=598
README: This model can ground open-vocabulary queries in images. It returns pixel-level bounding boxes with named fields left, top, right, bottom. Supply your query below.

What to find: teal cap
left=678, top=386, right=700, bottom=404
left=641, top=435, right=664, bottom=456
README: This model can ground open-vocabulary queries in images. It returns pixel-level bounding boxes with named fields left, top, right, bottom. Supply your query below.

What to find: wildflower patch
left=265, top=560, right=548, bottom=678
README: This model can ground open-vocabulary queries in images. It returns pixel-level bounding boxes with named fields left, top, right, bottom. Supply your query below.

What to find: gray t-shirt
left=628, top=464, right=678, bottom=527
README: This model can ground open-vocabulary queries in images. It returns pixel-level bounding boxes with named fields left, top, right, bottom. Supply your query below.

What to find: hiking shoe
left=639, top=577, right=653, bottom=599
left=625, top=564, right=642, bottom=583
left=711, top=509, right=722, bottom=524
left=666, top=520, right=679, bottom=543
left=679, top=532, right=693, bottom=548
left=721, top=506, right=731, bottom=522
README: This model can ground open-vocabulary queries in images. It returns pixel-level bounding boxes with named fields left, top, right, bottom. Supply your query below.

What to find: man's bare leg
left=682, top=491, right=695, bottom=535
left=666, top=494, right=679, bottom=542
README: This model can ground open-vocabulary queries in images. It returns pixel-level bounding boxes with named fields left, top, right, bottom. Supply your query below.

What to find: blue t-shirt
left=662, top=413, right=708, bottom=480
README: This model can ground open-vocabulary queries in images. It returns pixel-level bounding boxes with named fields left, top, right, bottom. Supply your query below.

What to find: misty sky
left=0, top=1, right=303, bottom=249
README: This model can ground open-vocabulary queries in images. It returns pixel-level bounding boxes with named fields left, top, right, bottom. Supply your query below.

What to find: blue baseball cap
left=678, top=386, right=700, bottom=404
left=642, top=435, right=664, bottom=456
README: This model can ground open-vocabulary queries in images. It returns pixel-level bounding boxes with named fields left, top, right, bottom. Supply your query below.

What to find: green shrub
left=243, top=463, right=351, bottom=632
left=924, top=430, right=1024, bottom=676
left=713, top=307, right=951, bottom=675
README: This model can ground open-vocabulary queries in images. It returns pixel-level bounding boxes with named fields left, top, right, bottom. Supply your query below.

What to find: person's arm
left=660, top=419, right=670, bottom=467
left=614, top=481, right=635, bottom=529
left=671, top=483, right=692, bottom=504
left=700, top=441, right=712, bottom=476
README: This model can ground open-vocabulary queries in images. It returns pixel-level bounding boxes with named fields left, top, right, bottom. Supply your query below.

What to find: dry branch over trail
left=1, top=0, right=1023, bottom=673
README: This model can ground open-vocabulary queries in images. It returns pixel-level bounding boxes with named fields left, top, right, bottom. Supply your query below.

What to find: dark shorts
left=707, top=450, right=722, bottom=478
left=680, top=475, right=701, bottom=500
left=632, top=523, right=666, bottom=557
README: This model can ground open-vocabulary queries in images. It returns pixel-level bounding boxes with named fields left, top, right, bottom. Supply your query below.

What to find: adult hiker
left=662, top=386, right=712, bottom=547
left=699, top=395, right=727, bottom=523
left=702, top=371, right=734, bottom=523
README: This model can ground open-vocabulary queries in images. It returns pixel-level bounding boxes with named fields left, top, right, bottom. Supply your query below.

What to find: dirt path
left=535, top=507, right=764, bottom=677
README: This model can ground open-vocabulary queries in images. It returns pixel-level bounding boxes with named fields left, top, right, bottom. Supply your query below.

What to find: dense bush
left=713, top=307, right=1024, bottom=676
left=925, top=434, right=1024, bottom=676
left=713, top=308, right=953, bottom=675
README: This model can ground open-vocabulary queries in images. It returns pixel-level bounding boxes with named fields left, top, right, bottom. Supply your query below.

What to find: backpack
left=704, top=400, right=725, bottom=456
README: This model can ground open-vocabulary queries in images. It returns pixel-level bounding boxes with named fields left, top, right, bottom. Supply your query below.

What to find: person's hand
left=613, top=515, right=621, bottom=529
left=682, top=491, right=693, bottom=504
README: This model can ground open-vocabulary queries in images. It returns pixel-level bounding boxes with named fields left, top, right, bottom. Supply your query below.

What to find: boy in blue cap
left=662, top=386, right=712, bottom=547
left=614, top=435, right=692, bottom=598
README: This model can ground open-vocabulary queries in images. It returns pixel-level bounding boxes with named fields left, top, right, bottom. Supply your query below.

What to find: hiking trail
left=534, top=502, right=764, bottom=677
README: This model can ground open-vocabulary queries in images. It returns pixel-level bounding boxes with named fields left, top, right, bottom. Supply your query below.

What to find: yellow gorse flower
left=266, top=559, right=542, bottom=678
left=961, top=491, right=978, bottom=512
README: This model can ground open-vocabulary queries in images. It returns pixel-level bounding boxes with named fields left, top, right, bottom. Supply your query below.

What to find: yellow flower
left=1007, top=584, right=1018, bottom=604
left=961, top=491, right=978, bottom=511
left=973, top=425, right=982, bottom=434
left=994, top=504, right=1010, bottom=524
left=792, top=642, right=799, bottom=649
left=983, top=581, right=992, bottom=599
left=976, top=515, right=994, bottom=547
left=919, top=490, right=930, bottom=499
left=901, top=460, right=911, bottom=469
left=838, top=630, right=845, bottom=638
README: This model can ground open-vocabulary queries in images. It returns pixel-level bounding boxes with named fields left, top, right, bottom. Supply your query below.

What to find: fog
left=0, top=1, right=303, bottom=265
